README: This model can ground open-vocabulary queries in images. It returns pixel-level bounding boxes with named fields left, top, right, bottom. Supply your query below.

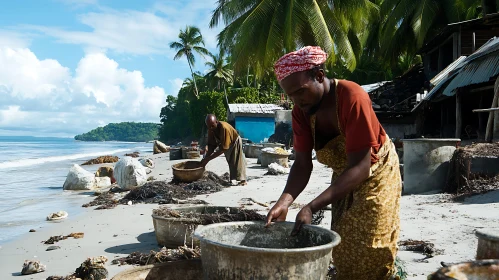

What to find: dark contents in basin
left=203, top=222, right=334, bottom=249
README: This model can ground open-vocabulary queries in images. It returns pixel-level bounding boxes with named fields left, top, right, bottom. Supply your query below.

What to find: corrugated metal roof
left=413, top=37, right=499, bottom=112
left=442, top=37, right=499, bottom=96
left=430, top=56, right=467, bottom=86
left=361, top=81, right=389, bottom=93
left=228, top=103, right=284, bottom=114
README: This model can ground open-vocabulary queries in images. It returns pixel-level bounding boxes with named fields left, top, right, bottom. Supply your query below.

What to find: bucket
left=186, top=151, right=200, bottom=159
left=245, top=144, right=263, bottom=158
left=260, top=152, right=289, bottom=167
left=169, top=148, right=182, bottom=160
left=476, top=230, right=499, bottom=260
left=152, top=206, right=241, bottom=248
left=111, top=259, right=202, bottom=280
left=402, top=138, right=460, bottom=194
left=194, top=221, right=341, bottom=280
left=427, top=259, right=499, bottom=280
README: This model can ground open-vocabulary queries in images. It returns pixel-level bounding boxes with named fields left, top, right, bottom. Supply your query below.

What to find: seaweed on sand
left=83, top=192, right=118, bottom=210
left=446, top=143, right=499, bottom=198
left=111, top=246, right=201, bottom=266
left=152, top=207, right=265, bottom=225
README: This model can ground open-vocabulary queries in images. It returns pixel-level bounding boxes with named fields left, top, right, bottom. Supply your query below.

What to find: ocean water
left=0, top=136, right=151, bottom=244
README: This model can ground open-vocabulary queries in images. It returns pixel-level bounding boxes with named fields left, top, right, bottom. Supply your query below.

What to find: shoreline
left=0, top=153, right=498, bottom=279
left=0, top=143, right=152, bottom=245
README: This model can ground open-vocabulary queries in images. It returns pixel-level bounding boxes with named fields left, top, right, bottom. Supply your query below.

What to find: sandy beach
left=0, top=152, right=498, bottom=279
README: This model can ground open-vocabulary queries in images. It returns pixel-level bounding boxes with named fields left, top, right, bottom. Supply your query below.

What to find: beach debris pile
left=47, top=256, right=108, bottom=280
left=266, top=162, right=291, bottom=175
left=124, top=151, right=140, bottom=158
left=46, top=211, right=69, bottom=221
left=83, top=192, right=119, bottom=210
left=398, top=239, right=443, bottom=258
left=152, top=207, right=265, bottom=225
left=21, top=260, right=46, bottom=275
left=83, top=171, right=229, bottom=209
left=43, top=232, right=84, bottom=244
left=122, top=181, right=191, bottom=204
left=446, top=142, right=499, bottom=199
left=112, top=246, right=201, bottom=266
left=82, top=155, right=119, bottom=165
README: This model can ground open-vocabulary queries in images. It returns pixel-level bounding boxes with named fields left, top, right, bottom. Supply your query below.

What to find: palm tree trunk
left=187, top=61, right=199, bottom=98
left=247, top=65, right=250, bottom=87
left=223, top=83, right=229, bottom=106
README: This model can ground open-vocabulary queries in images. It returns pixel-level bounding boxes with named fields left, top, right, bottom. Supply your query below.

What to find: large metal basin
left=245, top=144, right=263, bottom=158
left=172, top=161, right=204, bottom=183
left=428, top=259, right=499, bottom=280
left=194, top=221, right=340, bottom=280
left=152, top=206, right=248, bottom=248
left=260, top=152, right=289, bottom=167
left=476, top=230, right=499, bottom=260
left=111, top=259, right=202, bottom=280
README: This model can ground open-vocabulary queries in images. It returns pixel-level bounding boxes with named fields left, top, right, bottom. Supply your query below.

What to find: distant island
left=74, top=122, right=160, bottom=142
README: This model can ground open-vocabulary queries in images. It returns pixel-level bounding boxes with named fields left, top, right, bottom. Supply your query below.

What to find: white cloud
left=0, top=30, right=31, bottom=48
left=27, top=1, right=223, bottom=56
left=0, top=47, right=166, bottom=136
left=169, top=78, right=184, bottom=96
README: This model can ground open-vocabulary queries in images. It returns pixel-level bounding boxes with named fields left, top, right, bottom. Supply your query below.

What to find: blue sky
left=0, top=0, right=223, bottom=137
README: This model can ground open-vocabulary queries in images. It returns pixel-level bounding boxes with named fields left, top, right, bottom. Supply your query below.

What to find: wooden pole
left=478, top=94, right=484, bottom=139
left=493, top=77, right=499, bottom=141
left=456, top=92, right=462, bottom=139
left=486, top=77, right=499, bottom=142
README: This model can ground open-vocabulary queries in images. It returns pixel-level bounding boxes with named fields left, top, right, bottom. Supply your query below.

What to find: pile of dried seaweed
left=446, top=143, right=499, bottom=198
left=398, top=239, right=443, bottom=258
left=121, top=181, right=191, bottom=204
left=81, top=155, right=119, bottom=165
left=83, top=171, right=230, bottom=209
left=152, top=207, right=265, bottom=225
left=43, top=233, right=84, bottom=244
left=83, top=192, right=118, bottom=210
left=111, top=246, right=201, bottom=266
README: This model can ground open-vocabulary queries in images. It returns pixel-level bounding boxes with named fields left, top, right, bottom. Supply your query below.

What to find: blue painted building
left=227, top=104, right=284, bottom=143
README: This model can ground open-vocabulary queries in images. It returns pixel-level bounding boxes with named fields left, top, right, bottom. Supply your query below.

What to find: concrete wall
left=382, top=123, right=417, bottom=139
left=402, top=138, right=460, bottom=195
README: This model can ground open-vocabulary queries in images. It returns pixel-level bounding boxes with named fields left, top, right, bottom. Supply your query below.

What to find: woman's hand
left=291, top=205, right=313, bottom=235
left=265, top=202, right=289, bottom=227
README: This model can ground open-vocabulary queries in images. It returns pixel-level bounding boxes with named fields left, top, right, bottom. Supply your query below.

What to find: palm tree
left=205, top=50, right=234, bottom=90
left=209, top=0, right=379, bottom=77
left=170, top=26, right=210, bottom=98
left=379, top=0, right=482, bottom=64
left=180, top=72, right=206, bottom=101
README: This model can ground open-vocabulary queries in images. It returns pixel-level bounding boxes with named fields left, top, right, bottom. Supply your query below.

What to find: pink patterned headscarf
left=274, top=46, right=328, bottom=82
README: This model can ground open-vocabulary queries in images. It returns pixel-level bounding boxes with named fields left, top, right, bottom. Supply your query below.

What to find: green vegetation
left=75, top=122, right=159, bottom=142
left=159, top=1, right=497, bottom=143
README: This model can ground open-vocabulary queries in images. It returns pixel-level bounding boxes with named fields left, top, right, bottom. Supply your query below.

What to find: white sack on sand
left=267, top=163, right=291, bottom=175
left=114, top=157, right=147, bottom=190
left=63, top=164, right=96, bottom=190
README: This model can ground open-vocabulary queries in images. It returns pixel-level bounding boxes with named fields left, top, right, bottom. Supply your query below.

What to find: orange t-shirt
left=292, top=80, right=386, bottom=164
